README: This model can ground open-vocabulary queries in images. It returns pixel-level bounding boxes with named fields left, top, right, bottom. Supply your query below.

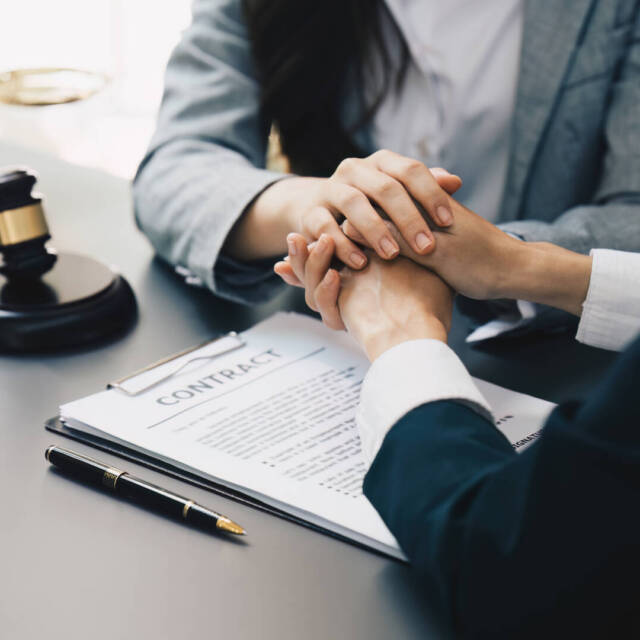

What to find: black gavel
left=0, top=167, right=136, bottom=352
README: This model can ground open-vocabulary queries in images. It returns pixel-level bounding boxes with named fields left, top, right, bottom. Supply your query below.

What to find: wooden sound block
left=0, top=252, right=137, bottom=352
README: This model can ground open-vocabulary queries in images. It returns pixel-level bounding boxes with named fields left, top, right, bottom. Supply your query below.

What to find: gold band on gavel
left=0, top=203, right=49, bottom=246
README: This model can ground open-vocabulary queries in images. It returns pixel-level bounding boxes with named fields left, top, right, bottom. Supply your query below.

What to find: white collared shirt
left=376, top=0, right=524, bottom=221
left=357, top=249, right=640, bottom=466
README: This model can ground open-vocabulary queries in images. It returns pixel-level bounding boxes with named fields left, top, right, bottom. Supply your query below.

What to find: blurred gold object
left=0, top=203, right=49, bottom=246
left=0, top=68, right=109, bottom=106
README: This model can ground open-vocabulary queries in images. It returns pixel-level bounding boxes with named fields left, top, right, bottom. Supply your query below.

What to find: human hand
left=275, top=234, right=453, bottom=359
left=342, top=199, right=523, bottom=300
left=342, top=202, right=593, bottom=315
left=339, top=255, right=453, bottom=361
left=274, top=198, right=516, bottom=310
left=225, top=152, right=462, bottom=267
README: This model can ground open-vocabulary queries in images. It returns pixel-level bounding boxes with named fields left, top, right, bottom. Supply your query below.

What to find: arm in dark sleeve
left=364, top=337, right=640, bottom=637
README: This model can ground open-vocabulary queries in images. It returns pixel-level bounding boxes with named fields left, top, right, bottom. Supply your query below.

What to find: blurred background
left=0, top=0, right=192, bottom=178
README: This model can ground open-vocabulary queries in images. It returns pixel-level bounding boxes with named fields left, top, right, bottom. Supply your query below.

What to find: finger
left=314, top=269, right=345, bottom=330
left=341, top=220, right=370, bottom=247
left=324, top=179, right=400, bottom=260
left=429, top=168, right=463, bottom=195
left=302, top=207, right=368, bottom=269
left=304, top=234, right=335, bottom=311
left=366, top=150, right=454, bottom=227
left=286, top=232, right=309, bottom=284
left=381, top=220, right=437, bottom=269
left=274, top=261, right=303, bottom=287
left=334, top=161, right=435, bottom=255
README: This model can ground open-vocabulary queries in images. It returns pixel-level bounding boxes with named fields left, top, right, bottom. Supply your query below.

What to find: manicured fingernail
left=350, top=252, right=366, bottom=267
left=287, top=235, right=297, bottom=256
left=380, top=236, right=399, bottom=258
left=415, top=232, right=432, bottom=251
left=437, top=206, right=453, bottom=226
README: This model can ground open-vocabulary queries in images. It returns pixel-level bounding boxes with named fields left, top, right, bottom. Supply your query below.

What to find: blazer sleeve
left=499, top=8, right=640, bottom=255
left=364, top=335, right=640, bottom=638
left=133, top=0, right=287, bottom=304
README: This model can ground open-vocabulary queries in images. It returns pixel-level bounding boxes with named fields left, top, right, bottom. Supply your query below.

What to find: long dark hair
left=242, top=1, right=408, bottom=176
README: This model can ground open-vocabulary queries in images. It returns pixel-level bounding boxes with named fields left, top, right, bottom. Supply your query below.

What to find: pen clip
left=108, top=331, right=246, bottom=396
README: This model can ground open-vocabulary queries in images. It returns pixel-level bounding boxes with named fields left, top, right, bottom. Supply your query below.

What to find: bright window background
left=0, top=0, right=192, bottom=178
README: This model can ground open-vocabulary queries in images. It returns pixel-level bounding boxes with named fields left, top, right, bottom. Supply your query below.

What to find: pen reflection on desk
left=45, top=445, right=246, bottom=536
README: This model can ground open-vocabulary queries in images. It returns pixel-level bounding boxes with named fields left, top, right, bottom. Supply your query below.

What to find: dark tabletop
left=0, top=144, right=616, bottom=639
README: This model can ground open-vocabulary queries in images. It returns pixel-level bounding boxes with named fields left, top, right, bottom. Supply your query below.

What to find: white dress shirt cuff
left=356, top=340, right=494, bottom=466
left=576, top=249, right=640, bottom=351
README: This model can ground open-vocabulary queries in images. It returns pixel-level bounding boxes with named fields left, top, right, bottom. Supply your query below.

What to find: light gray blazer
left=134, top=0, right=640, bottom=305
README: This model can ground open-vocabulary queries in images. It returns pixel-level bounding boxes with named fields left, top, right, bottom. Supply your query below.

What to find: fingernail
left=324, top=269, right=336, bottom=284
left=437, top=206, right=453, bottom=226
left=415, top=232, right=432, bottom=251
left=380, top=236, right=399, bottom=258
left=287, top=236, right=297, bottom=256
left=350, top=252, right=366, bottom=268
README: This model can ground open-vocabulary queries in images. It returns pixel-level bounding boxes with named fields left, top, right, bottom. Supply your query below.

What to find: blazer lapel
left=500, top=0, right=596, bottom=221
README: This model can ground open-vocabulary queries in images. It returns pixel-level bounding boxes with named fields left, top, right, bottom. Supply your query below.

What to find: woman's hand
left=342, top=201, right=593, bottom=315
left=276, top=234, right=453, bottom=360
left=274, top=198, right=515, bottom=312
left=338, top=255, right=454, bottom=361
left=342, top=200, right=521, bottom=300
left=223, top=152, right=462, bottom=268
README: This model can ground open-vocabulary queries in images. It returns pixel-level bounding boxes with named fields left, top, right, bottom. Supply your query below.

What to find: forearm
left=365, top=395, right=640, bottom=636
left=223, top=176, right=323, bottom=261
left=497, top=241, right=592, bottom=316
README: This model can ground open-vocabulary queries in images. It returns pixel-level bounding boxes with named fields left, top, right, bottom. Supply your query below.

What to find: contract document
left=58, top=312, right=555, bottom=559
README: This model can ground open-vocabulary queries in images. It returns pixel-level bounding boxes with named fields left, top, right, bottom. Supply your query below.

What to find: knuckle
left=371, top=148, right=392, bottom=161
left=402, top=159, right=426, bottom=178
left=316, top=218, right=336, bottom=235
left=335, top=157, right=359, bottom=176
left=375, top=177, right=400, bottom=199
left=338, top=188, right=366, bottom=212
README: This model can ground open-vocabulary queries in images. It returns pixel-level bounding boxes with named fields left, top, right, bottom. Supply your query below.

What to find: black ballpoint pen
left=45, top=445, right=246, bottom=536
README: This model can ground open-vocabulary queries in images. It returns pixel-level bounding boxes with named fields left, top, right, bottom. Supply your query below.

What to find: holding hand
left=342, top=199, right=521, bottom=300
left=276, top=234, right=453, bottom=361
left=342, top=201, right=592, bottom=315
left=339, top=255, right=454, bottom=361
left=225, top=152, right=462, bottom=267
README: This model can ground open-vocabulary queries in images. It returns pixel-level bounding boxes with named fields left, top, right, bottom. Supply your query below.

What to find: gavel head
left=0, top=168, right=57, bottom=282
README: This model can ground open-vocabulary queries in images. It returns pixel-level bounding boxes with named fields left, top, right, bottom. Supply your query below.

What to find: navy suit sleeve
left=364, top=336, right=640, bottom=638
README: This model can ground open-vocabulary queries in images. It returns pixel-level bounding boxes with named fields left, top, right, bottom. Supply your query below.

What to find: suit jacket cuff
left=356, top=340, right=494, bottom=466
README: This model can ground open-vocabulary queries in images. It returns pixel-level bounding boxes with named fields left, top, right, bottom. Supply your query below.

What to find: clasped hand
left=274, top=157, right=525, bottom=360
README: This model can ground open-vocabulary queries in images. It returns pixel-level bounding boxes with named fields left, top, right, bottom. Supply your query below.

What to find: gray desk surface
left=0, top=144, right=617, bottom=639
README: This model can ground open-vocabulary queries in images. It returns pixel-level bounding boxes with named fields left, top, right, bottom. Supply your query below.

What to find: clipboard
left=45, top=332, right=393, bottom=559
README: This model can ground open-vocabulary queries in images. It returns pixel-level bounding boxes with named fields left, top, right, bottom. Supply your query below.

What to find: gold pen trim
left=102, top=467, right=125, bottom=490
left=215, top=517, right=246, bottom=536
left=182, top=500, right=195, bottom=519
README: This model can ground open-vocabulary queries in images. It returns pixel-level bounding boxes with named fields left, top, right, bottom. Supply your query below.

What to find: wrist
left=362, top=317, right=448, bottom=362
left=499, top=242, right=592, bottom=315
left=224, top=176, right=321, bottom=260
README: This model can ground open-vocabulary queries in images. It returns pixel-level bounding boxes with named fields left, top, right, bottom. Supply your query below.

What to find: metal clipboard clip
left=108, top=331, right=246, bottom=397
